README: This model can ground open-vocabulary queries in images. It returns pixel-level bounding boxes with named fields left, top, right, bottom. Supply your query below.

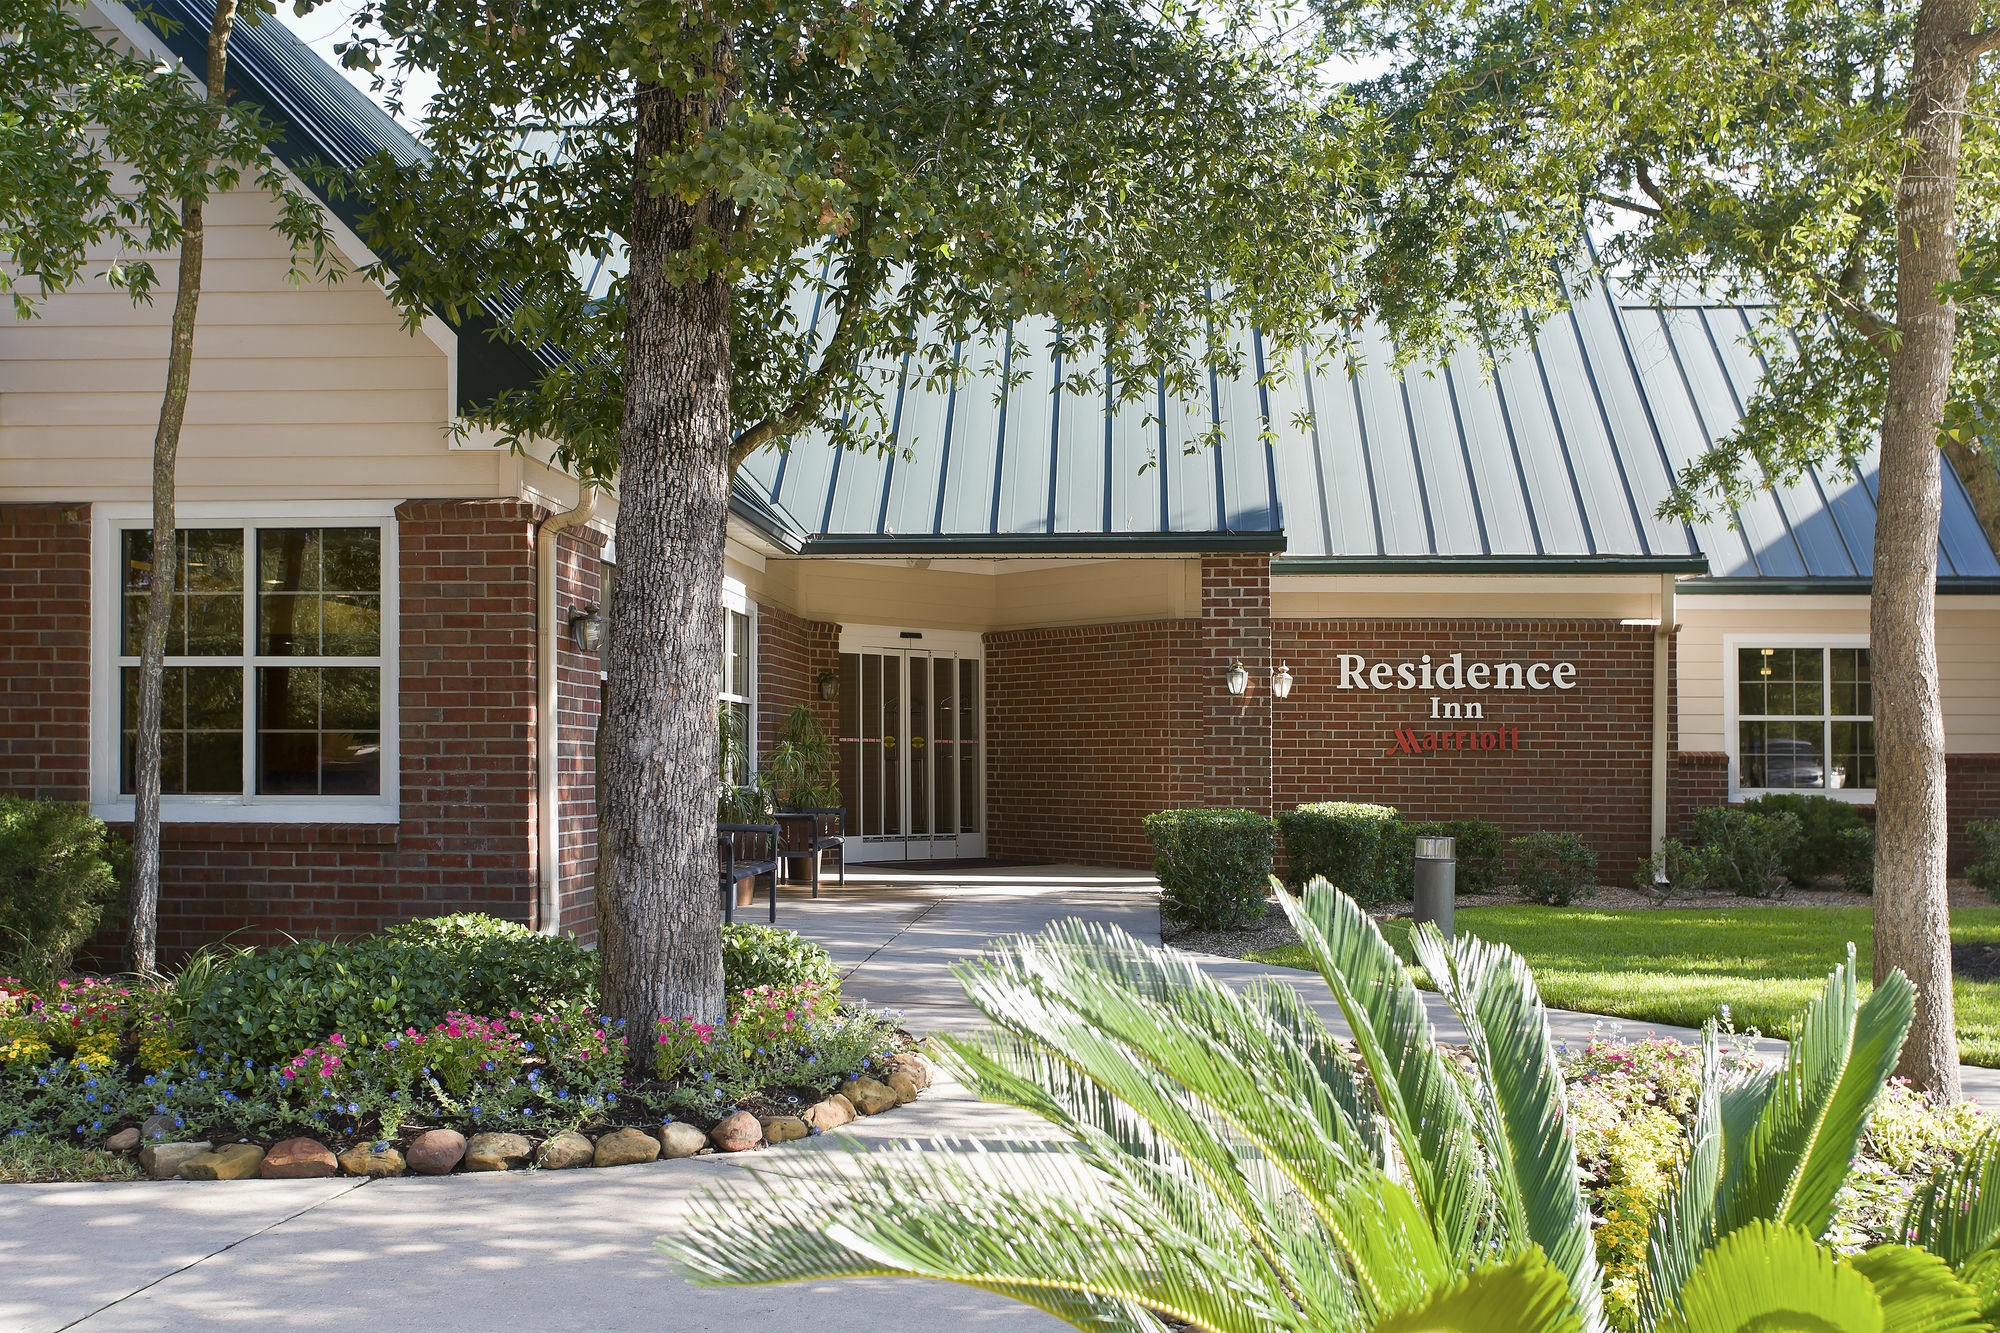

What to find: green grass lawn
left=1246, top=906, right=2000, bottom=1067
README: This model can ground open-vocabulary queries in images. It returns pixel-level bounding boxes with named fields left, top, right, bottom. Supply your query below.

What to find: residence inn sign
left=1336, top=651, right=1579, bottom=754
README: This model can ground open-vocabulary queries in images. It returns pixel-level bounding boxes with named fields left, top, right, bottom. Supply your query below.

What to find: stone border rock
left=105, top=1052, right=936, bottom=1183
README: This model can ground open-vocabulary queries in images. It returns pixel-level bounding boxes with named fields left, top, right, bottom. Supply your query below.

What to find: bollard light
left=1413, top=835, right=1456, bottom=941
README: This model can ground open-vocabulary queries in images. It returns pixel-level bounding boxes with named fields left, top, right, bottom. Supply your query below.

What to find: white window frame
left=90, top=501, right=400, bottom=824
left=1722, top=632, right=1874, bottom=804
left=719, top=577, right=757, bottom=784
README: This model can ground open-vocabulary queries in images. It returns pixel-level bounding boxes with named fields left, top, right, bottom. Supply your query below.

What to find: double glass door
left=837, top=649, right=982, bottom=861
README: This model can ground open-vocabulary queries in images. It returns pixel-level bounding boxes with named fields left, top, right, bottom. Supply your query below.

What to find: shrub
left=0, top=798, right=125, bottom=982
left=1510, top=831, right=1597, bottom=905
left=1741, top=793, right=1872, bottom=888
left=189, top=914, right=597, bottom=1063
left=1143, top=808, right=1275, bottom=929
left=1968, top=820, right=2000, bottom=900
left=1634, top=837, right=1723, bottom=894
left=1381, top=817, right=1505, bottom=899
left=1690, top=806, right=1801, bottom=897
left=722, top=924, right=839, bottom=995
left=1274, top=802, right=1398, bottom=903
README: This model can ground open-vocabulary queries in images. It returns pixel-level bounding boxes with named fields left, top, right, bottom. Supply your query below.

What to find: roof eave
left=1272, top=554, right=1710, bottom=576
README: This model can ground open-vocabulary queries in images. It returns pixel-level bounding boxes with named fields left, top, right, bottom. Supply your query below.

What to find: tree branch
left=727, top=218, right=883, bottom=472
left=1962, top=25, right=2000, bottom=57
left=1593, top=192, right=1661, bottom=218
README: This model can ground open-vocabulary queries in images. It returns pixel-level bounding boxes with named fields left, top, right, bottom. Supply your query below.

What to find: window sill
left=1732, top=788, right=1876, bottom=805
left=92, top=802, right=399, bottom=826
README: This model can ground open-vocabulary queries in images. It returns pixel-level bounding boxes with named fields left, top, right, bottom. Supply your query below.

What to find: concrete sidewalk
left=4, top=865, right=1993, bottom=1331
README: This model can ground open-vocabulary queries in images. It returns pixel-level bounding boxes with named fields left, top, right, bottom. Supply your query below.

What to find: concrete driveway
left=4, top=864, right=1993, bottom=1331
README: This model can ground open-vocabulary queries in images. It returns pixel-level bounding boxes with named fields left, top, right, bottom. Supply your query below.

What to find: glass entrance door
left=837, top=649, right=982, bottom=862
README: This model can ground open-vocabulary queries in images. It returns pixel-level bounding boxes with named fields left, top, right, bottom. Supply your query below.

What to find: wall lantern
left=567, top=603, right=604, bottom=653
left=816, top=669, right=839, bottom=701
left=1225, top=661, right=1250, bottom=696
left=1270, top=663, right=1294, bottom=700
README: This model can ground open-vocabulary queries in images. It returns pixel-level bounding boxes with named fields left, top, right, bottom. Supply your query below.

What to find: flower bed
left=0, top=916, right=930, bottom=1182
left=1561, top=1027, right=1994, bottom=1330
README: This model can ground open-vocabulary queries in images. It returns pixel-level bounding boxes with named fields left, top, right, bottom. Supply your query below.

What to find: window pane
left=122, top=529, right=242, bottom=656
left=257, top=732, right=320, bottom=795
left=1740, top=720, right=1825, bottom=789
left=728, top=610, right=751, bottom=697
left=259, top=593, right=316, bottom=656
left=260, top=528, right=321, bottom=593
left=1831, top=648, right=1872, bottom=717
left=321, top=594, right=381, bottom=656
left=319, top=528, right=381, bottom=593
left=1831, top=720, right=1877, bottom=791
left=1738, top=647, right=1768, bottom=715
left=255, top=666, right=382, bottom=795
left=120, top=666, right=242, bottom=795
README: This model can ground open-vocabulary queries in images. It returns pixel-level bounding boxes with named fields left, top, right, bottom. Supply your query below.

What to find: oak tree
left=1333, top=0, right=2000, bottom=1093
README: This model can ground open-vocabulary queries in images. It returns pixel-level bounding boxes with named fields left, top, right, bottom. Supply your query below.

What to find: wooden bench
left=718, top=823, right=781, bottom=924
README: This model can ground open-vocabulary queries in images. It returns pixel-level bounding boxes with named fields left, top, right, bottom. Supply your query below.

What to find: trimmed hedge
left=1144, top=808, right=1275, bottom=929
left=1512, top=831, right=1598, bottom=906
left=1690, top=806, right=1801, bottom=898
left=1276, top=803, right=1400, bottom=904
left=1740, top=793, right=1873, bottom=888
left=1383, top=818, right=1505, bottom=899
left=1968, top=820, right=2000, bottom=900
left=721, top=923, right=839, bottom=994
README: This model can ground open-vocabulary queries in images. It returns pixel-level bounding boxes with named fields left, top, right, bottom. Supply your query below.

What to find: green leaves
left=1658, top=1222, right=1882, bottom=1333
left=1371, top=1250, right=1583, bottom=1333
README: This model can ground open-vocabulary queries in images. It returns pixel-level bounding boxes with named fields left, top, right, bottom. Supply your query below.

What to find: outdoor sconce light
left=1225, top=661, right=1250, bottom=696
left=816, top=669, right=839, bottom=701
left=1270, top=663, right=1294, bottom=699
left=567, top=603, right=604, bottom=653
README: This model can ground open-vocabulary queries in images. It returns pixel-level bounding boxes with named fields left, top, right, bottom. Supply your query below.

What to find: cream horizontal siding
left=743, top=556, right=1200, bottom=634
left=1273, top=574, right=1664, bottom=622
left=993, top=559, right=1198, bottom=628
left=0, top=176, right=509, bottom=504
left=1675, top=597, right=2000, bottom=754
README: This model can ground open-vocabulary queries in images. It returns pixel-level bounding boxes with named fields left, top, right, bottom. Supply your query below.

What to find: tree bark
left=130, top=0, right=239, bottom=975
left=1872, top=0, right=1979, bottom=1099
left=595, top=64, right=736, bottom=1036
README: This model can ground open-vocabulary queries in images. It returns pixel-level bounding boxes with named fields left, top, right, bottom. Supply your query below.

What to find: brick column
left=0, top=504, right=92, bottom=800
left=1200, top=553, right=1273, bottom=813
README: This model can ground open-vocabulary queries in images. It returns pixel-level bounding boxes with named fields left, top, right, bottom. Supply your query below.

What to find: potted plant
left=763, top=703, right=839, bottom=812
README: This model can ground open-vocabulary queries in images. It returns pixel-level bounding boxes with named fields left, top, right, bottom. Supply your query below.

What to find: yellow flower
left=0, top=1035, right=52, bottom=1066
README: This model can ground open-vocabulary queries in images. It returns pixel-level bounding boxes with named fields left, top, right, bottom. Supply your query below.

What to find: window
left=1735, top=644, right=1874, bottom=793
left=718, top=603, right=754, bottom=786
left=100, top=512, right=394, bottom=818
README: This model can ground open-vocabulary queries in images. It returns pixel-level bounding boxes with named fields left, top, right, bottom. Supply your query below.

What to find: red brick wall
left=553, top=525, right=606, bottom=944
left=0, top=504, right=92, bottom=800
left=1949, top=755, right=2000, bottom=876
left=1272, top=619, right=1660, bottom=875
left=85, top=501, right=545, bottom=959
left=983, top=621, right=1202, bottom=869
left=757, top=602, right=840, bottom=757
left=1671, top=752, right=1730, bottom=838
left=1203, top=554, right=1274, bottom=813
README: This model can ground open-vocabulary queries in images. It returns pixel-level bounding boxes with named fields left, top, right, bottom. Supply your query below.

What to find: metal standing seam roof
left=118, top=2, right=2000, bottom=583
left=736, top=276, right=2000, bottom=585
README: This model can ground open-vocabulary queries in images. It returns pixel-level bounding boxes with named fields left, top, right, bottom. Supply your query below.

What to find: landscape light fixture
left=567, top=604, right=604, bottom=653
left=1226, top=661, right=1250, bottom=696
left=1270, top=664, right=1294, bottom=699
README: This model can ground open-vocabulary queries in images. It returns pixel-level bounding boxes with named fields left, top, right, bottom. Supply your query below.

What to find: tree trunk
left=1872, top=0, right=1979, bottom=1099
left=595, top=67, right=736, bottom=1036
left=130, top=0, right=239, bottom=975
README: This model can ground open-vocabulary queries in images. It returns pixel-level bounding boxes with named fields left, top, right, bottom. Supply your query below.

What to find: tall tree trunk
left=595, top=65, right=736, bottom=1036
left=130, top=0, right=239, bottom=975
left=1873, top=0, right=1979, bottom=1099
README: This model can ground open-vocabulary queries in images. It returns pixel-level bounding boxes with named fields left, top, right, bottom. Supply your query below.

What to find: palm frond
left=1278, top=878, right=1495, bottom=1266
left=945, top=921, right=1436, bottom=1320
left=1845, top=1246, right=1988, bottom=1333
left=1413, top=924, right=1604, bottom=1333
left=1369, top=1250, right=1583, bottom=1333
left=1904, top=1131, right=2000, bottom=1269
left=1656, top=1221, right=1881, bottom=1333
left=669, top=1135, right=1351, bottom=1333
left=1716, top=946, right=1914, bottom=1242
left=1640, top=1024, right=1725, bottom=1330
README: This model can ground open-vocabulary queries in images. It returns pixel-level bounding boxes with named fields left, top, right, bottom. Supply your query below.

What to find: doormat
left=862, top=858, right=1051, bottom=871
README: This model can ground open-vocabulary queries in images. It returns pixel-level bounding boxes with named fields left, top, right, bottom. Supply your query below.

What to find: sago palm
left=669, top=879, right=1988, bottom=1330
